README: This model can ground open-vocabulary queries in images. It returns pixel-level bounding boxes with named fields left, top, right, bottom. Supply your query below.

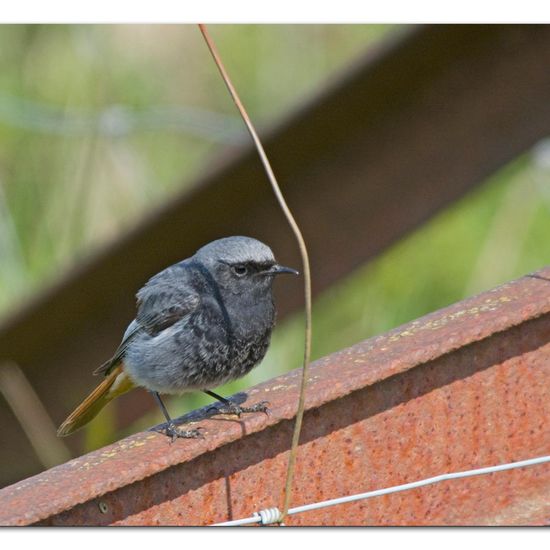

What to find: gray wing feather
left=94, top=265, right=199, bottom=375
left=136, top=281, right=200, bottom=335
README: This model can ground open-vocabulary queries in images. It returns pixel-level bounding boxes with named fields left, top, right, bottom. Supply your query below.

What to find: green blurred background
left=1, top=24, right=549, bottom=452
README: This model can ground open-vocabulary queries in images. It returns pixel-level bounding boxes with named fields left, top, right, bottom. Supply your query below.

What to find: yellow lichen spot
left=101, top=451, right=118, bottom=458
left=451, top=310, right=466, bottom=318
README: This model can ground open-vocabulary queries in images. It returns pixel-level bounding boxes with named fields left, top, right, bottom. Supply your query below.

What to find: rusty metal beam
left=2, top=24, right=550, bottom=487
left=1, top=267, right=550, bottom=526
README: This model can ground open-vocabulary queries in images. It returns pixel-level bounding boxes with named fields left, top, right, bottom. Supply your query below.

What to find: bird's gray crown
left=193, top=236, right=275, bottom=266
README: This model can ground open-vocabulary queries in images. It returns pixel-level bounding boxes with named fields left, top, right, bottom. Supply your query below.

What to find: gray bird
left=57, top=236, right=298, bottom=440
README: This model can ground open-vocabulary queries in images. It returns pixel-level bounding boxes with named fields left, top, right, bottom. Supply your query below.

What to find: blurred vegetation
left=0, top=25, right=549, bottom=452
left=0, top=24, right=390, bottom=314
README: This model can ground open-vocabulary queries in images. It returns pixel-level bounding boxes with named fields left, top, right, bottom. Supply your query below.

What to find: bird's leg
left=151, top=391, right=203, bottom=441
left=203, top=390, right=269, bottom=417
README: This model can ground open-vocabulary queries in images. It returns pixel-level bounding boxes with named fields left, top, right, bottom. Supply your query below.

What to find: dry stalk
left=198, top=24, right=313, bottom=524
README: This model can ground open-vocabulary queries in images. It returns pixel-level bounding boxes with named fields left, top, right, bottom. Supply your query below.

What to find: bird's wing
left=94, top=265, right=200, bottom=376
left=135, top=274, right=201, bottom=336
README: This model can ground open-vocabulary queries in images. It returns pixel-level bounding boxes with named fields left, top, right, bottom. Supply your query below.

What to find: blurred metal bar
left=1, top=267, right=549, bottom=526
left=1, top=24, right=550, bottom=487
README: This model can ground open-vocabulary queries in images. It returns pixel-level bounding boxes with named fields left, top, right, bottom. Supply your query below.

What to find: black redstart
left=57, top=236, right=298, bottom=440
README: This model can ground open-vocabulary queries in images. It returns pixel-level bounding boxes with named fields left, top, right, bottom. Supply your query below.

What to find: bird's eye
left=232, top=264, right=248, bottom=277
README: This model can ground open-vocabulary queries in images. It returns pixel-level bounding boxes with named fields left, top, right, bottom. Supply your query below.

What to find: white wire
left=213, top=454, right=550, bottom=526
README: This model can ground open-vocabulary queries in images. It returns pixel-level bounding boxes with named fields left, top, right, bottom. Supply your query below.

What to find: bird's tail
left=57, top=363, right=135, bottom=437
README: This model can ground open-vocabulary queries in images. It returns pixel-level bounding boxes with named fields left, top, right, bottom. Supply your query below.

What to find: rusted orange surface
left=1, top=268, right=550, bottom=526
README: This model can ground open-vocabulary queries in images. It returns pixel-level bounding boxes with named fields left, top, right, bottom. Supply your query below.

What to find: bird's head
left=194, top=236, right=298, bottom=297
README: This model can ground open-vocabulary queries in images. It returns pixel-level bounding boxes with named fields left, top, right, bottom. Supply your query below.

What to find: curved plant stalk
left=198, top=24, right=312, bottom=524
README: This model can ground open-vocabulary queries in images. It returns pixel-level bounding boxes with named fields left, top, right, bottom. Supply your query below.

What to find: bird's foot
left=163, top=422, right=204, bottom=443
left=211, top=400, right=270, bottom=417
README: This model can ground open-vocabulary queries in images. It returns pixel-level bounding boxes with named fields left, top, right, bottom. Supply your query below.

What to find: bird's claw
left=164, top=423, right=205, bottom=442
left=213, top=400, right=270, bottom=417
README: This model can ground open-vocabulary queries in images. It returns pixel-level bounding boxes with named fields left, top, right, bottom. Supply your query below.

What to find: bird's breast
left=124, top=296, right=275, bottom=393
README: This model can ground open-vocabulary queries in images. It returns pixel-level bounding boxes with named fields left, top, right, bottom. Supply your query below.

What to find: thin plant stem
left=198, top=24, right=312, bottom=524
left=0, top=362, right=72, bottom=468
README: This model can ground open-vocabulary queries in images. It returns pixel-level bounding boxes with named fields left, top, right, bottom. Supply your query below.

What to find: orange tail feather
left=57, top=363, right=135, bottom=437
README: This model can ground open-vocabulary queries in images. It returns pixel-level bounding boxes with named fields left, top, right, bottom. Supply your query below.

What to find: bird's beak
left=270, top=264, right=299, bottom=276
